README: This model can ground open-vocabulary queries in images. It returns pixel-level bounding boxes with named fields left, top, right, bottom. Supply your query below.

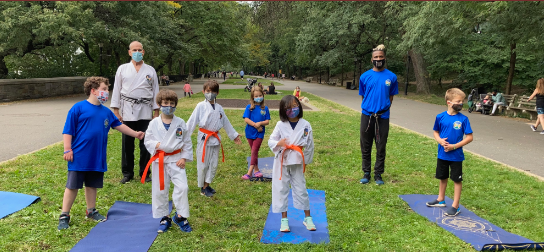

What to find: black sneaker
left=86, top=209, right=107, bottom=222
left=360, top=172, right=371, bottom=184
left=444, top=206, right=461, bottom=216
left=120, top=177, right=132, bottom=184
left=57, top=214, right=70, bottom=230
left=426, top=199, right=446, bottom=207
left=201, top=187, right=213, bottom=197
left=207, top=185, right=216, bottom=194
left=374, top=174, right=384, bottom=185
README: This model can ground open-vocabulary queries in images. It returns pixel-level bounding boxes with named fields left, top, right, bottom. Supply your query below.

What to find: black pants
left=184, top=92, right=191, bottom=97
left=360, top=113, right=390, bottom=175
left=122, top=120, right=151, bottom=179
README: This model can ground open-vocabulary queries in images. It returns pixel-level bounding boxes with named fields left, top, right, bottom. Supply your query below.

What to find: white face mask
left=204, top=92, right=217, bottom=101
left=95, top=90, right=109, bottom=105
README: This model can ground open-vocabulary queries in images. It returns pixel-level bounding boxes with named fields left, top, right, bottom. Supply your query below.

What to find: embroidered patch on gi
left=220, top=113, right=223, bottom=119
left=104, top=119, right=109, bottom=128
left=453, top=121, right=462, bottom=130
left=303, top=127, right=309, bottom=138
left=176, top=128, right=183, bottom=137
left=385, top=79, right=391, bottom=87
left=146, top=75, right=153, bottom=85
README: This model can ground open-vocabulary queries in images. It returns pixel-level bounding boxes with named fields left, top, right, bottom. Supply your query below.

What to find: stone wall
left=0, top=77, right=88, bottom=102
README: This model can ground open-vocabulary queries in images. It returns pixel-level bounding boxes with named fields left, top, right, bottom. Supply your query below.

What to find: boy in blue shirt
left=58, top=77, right=145, bottom=230
left=426, top=88, right=473, bottom=216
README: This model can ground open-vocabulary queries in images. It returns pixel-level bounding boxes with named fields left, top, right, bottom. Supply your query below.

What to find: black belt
left=363, top=106, right=390, bottom=144
left=121, top=94, right=152, bottom=105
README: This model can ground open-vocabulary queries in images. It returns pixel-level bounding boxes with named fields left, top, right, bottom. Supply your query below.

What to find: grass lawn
left=1, top=89, right=543, bottom=251
left=222, top=76, right=283, bottom=86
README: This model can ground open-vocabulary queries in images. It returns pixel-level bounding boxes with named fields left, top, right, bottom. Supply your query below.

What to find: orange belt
left=280, top=145, right=305, bottom=180
left=199, top=128, right=225, bottom=163
left=141, top=149, right=181, bottom=190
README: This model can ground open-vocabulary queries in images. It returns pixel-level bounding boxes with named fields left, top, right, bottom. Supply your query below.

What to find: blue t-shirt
left=240, top=70, right=244, bottom=76
left=243, top=104, right=271, bottom=139
left=62, top=100, right=122, bottom=172
left=433, top=111, right=473, bottom=162
left=163, top=123, right=171, bottom=131
left=359, top=69, right=399, bottom=119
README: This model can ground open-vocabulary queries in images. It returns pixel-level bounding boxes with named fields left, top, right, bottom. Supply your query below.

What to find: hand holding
left=277, top=138, right=287, bottom=148
left=257, top=126, right=263, bottom=132
left=136, top=131, right=145, bottom=140
left=439, top=137, right=448, bottom=147
left=234, top=136, right=242, bottom=145
left=176, top=158, right=186, bottom=169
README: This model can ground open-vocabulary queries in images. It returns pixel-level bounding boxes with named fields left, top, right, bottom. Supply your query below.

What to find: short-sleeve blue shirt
left=62, top=100, right=122, bottom=172
left=240, top=70, right=244, bottom=76
left=243, top=104, right=270, bottom=139
left=433, top=111, right=473, bottom=162
left=359, top=69, right=399, bottom=119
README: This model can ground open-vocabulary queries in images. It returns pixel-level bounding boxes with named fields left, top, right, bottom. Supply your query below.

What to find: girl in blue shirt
left=242, top=87, right=271, bottom=179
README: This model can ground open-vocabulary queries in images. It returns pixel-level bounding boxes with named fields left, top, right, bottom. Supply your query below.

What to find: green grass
left=1, top=89, right=543, bottom=251
left=222, top=76, right=283, bottom=86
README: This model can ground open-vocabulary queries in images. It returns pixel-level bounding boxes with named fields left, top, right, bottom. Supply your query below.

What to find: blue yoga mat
left=246, top=156, right=274, bottom=181
left=400, top=194, right=544, bottom=251
left=71, top=201, right=171, bottom=252
left=261, top=189, right=329, bottom=244
left=0, top=191, right=40, bottom=219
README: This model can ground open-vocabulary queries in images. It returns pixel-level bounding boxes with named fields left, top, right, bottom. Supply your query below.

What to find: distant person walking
left=528, top=78, right=544, bottom=134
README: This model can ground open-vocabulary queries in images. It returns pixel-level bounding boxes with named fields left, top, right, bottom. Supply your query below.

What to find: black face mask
left=452, top=103, right=463, bottom=112
left=373, top=59, right=386, bottom=69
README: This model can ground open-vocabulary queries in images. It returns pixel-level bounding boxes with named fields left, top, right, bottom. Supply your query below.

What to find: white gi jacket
left=111, top=61, right=160, bottom=121
left=186, top=99, right=239, bottom=145
left=268, top=119, right=314, bottom=166
left=144, top=115, right=193, bottom=162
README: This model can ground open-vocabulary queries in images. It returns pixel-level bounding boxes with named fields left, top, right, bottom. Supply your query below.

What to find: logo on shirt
left=385, top=79, right=391, bottom=87
left=219, top=113, right=223, bottom=119
left=260, top=110, right=266, bottom=116
left=104, top=119, right=109, bottom=128
left=453, top=121, right=462, bottom=130
left=176, top=128, right=183, bottom=137
left=145, top=75, right=153, bottom=85
left=303, top=127, right=309, bottom=138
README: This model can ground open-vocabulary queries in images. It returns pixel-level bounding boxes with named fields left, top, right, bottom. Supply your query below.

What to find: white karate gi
left=111, top=62, right=160, bottom=121
left=186, top=100, right=239, bottom=188
left=144, top=115, right=193, bottom=218
left=268, top=119, right=314, bottom=213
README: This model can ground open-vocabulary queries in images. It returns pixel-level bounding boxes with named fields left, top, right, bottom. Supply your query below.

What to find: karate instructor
left=111, top=41, right=160, bottom=184
left=358, top=44, right=398, bottom=186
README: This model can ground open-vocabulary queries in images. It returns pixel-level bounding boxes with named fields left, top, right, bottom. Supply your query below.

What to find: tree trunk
left=0, top=54, right=9, bottom=78
left=180, top=60, right=185, bottom=75
left=408, top=49, right=431, bottom=94
left=505, top=43, right=516, bottom=95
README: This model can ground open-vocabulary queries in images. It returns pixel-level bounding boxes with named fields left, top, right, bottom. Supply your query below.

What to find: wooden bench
left=305, top=77, right=313, bottom=82
left=326, top=78, right=339, bottom=86
left=508, top=95, right=538, bottom=120
left=481, top=93, right=516, bottom=115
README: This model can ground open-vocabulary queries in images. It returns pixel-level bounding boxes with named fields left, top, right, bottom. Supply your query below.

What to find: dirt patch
left=216, top=99, right=312, bottom=110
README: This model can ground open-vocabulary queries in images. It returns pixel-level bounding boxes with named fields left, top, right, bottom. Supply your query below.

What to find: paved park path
left=1, top=76, right=543, bottom=179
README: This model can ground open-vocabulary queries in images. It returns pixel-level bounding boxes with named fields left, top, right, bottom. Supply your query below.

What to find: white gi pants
left=196, top=141, right=220, bottom=188
left=272, top=164, right=310, bottom=213
left=152, top=162, right=189, bottom=218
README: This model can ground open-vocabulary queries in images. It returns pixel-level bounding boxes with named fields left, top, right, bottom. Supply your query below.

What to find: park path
left=1, top=76, right=543, bottom=180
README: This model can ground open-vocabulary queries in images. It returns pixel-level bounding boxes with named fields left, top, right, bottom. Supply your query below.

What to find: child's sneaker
left=426, top=199, right=446, bottom=207
left=280, top=218, right=290, bottom=232
left=201, top=187, right=213, bottom=197
left=530, top=125, right=537, bottom=131
left=172, top=213, right=192, bottom=232
left=303, top=216, right=317, bottom=231
left=86, top=209, right=106, bottom=222
left=444, top=206, right=461, bottom=216
left=374, top=174, right=385, bottom=185
left=360, top=172, right=371, bottom=184
left=208, top=185, right=216, bottom=194
left=57, top=214, right=70, bottom=230
left=157, top=216, right=172, bottom=233
left=241, top=174, right=251, bottom=180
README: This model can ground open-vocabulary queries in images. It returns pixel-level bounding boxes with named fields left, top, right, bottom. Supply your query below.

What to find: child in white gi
left=268, top=95, right=315, bottom=232
left=143, top=89, right=193, bottom=233
left=186, top=80, right=242, bottom=197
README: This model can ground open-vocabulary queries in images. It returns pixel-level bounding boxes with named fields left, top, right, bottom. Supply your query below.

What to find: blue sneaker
left=201, top=187, right=213, bottom=197
left=207, top=185, right=216, bottom=194
left=157, top=216, right=172, bottom=233
left=360, top=172, right=371, bottom=184
left=57, top=214, right=70, bottom=230
left=444, top=206, right=461, bottom=216
left=375, top=174, right=384, bottom=185
left=172, top=213, right=192, bottom=232
left=426, top=199, right=446, bottom=207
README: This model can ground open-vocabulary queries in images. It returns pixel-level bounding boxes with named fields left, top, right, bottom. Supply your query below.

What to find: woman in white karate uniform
left=268, top=95, right=315, bottom=232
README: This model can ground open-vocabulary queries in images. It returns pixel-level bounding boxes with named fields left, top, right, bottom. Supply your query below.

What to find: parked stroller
left=244, top=78, right=257, bottom=92
left=467, top=88, right=478, bottom=113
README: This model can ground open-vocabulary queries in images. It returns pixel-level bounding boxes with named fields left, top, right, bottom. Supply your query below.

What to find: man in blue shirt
left=358, top=44, right=399, bottom=185
left=240, top=70, right=245, bottom=81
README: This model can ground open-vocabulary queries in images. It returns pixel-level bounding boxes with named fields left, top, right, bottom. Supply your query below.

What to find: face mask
left=286, top=106, right=300, bottom=118
left=160, top=106, right=176, bottom=115
left=452, top=103, right=463, bottom=112
left=95, top=90, right=109, bottom=105
left=372, top=59, right=386, bottom=69
left=204, top=92, right=217, bottom=101
left=254, top=97, right=263, bottom=103
left=132, top=52, right=143, bottom=62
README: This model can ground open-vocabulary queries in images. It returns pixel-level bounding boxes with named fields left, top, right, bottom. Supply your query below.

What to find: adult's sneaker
left=303, top=216, right=317, bottom=231
left=444, top=206, right=461, bottom=216
left=360, top=172, right=371, bottom=184
left=157, top=216, right=172, bottom=233
left=86, top=209, right=106, bottom=222
left=426, top=199, right=446, bottom=207
left=201, top=187, right=213, bottom=197
left=374, top=174, right=385, bottom=185
left=541, top=131, right=544, bottom=135
left=530, top=125, right=537, bottom=131
left=172, top=212, right=192, bottom=232
left=120, top=177, right=132, bottom=184
left=280, top=218, right=290, bottom=232
left=58, top=214, right=70, bottom=230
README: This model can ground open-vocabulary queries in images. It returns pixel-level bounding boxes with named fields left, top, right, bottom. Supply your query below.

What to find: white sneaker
left=530, top=125, right=537, bottom=131
left=541, top=131, right=544, bottom=135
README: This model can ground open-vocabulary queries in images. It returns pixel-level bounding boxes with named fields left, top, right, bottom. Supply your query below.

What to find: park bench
left=508, top=95, right=538, bottom=120
left=305, top=77, right=313, bottom=82
left=498, top=94, right=516, bottom=114
left=326, top=78, right=339, bottom=86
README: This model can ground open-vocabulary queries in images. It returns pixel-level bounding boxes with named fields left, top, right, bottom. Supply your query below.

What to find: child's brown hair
left=156, top=89, right=178, bottom=107
left=83, top=76, right=109, bottom=96
left=249, top=86, right=265, bottom=110
left=203, top=80, right=219, bottom=93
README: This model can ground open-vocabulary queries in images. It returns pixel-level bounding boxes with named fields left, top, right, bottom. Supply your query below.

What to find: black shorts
left=66, top=171, right=104, bottom=189
left=435, top=158, right=463, bottom=182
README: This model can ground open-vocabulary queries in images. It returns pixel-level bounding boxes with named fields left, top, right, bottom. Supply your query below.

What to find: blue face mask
left=286, top=106, right=300, bottom=118
left=254, top=97, right=263, bottom=103
left=132, top=52, right=143, bottom=62
left=160, top=106, right=176, bottom=116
